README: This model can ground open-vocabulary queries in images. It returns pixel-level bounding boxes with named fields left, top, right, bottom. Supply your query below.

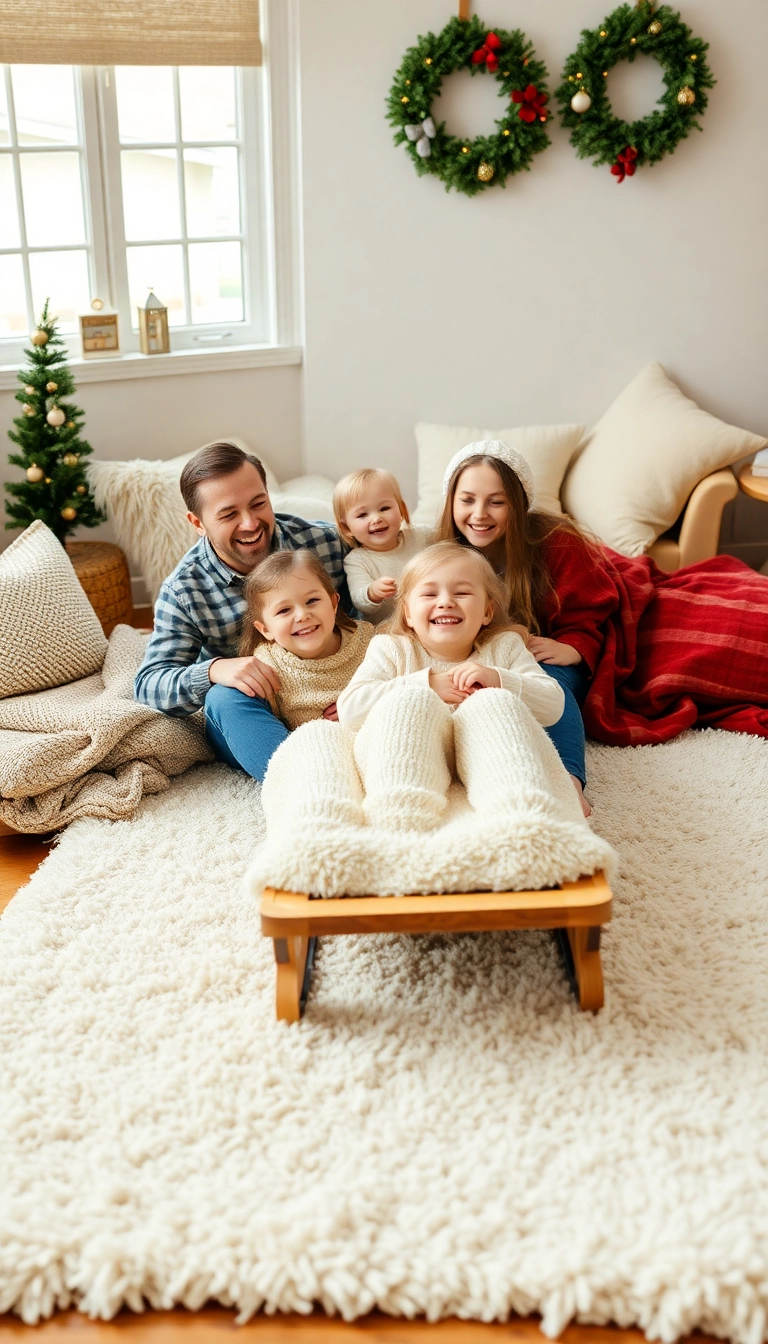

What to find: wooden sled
left=260, top=871, right=612, bottom=1023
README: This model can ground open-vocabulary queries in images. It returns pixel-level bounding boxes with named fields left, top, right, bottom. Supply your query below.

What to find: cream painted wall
left=298, top=0, right=768, bottom=560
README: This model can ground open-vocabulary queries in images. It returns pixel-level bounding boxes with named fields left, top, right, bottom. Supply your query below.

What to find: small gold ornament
left=477, top=161, right=494, bottom=182
left=26, top=464, right=44, bottom=483
left=67, top=421, right=75, bottom=428
left=523, top=58, right=529, bottom=66
left=60, top=506, right=77, bottom=522
left=62, top=452, right=79, bottom=467
left=46, top=381, right=58, bottom=392
left=503, top=128, right=511, bottom=136
left=603, top=71, right=608, bottom=77
left=599, top=29, right=607, bottom=37
left=503, top=70, right=509, bottom=76
left=76, top=485, right=87, bottom=494
left=425, top=57, right=432, bottom=65
left=630, top=36, right=637, bottom=44
left=568, top=75, right=575, bottom=82
left=45, top=477, right=52, bottom=484
left=405, top=79, right=410, bottom=85
left=648, top=20, right=662, bottom=34
left=576, top=71, right=583, bottom=79
left=690, top=53, right=697, bottom=60
left=401, top=96, right=409, bottom=104
left=31, top=329, right=49, bottom=347
left=677, top=85, right=696, bottom=106
left=22, top=403, right=34, bottom=416
left=24, top=385, right=35, bottom=395
left=461, top=146, right=469, bottom=153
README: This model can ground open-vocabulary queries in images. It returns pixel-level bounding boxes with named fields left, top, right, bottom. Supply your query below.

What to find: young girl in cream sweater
left=239, top=550, right=373, bottom=730
left=334, top=468, right=431, bottom=623
left=335, top=542, right=567, bottom=832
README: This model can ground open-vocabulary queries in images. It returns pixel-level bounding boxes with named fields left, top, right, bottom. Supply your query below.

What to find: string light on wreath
left=387, top=15, right=550, bottom=197
left=555, top=2, right=714, bottom=181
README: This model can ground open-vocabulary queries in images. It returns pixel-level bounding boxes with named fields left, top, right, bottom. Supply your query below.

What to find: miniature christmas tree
left=5, top=300, right=104, bottom=543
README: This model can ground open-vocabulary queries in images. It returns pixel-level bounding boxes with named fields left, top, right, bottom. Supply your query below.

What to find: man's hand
left=208, top=655, right=281, bottom=699
left=428, top=670, right=470, bottom=705
left=322, top=702, right=339, bottom=721
left=368, top=576, right=398, bottom=604
left=527, top=636, right=582, bottom=667
left=451, top=660, right=501, bottom=692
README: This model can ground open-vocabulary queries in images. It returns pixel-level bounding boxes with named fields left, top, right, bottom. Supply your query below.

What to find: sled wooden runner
left=260, top=871, right=612, bottom=1022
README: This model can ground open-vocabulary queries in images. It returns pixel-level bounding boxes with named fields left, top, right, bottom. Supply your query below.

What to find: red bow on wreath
left=472, top=31, right=502, bottom=73
left=611, top=146, right=638, bottom=182
left=511, top=84, right=548, bottom=123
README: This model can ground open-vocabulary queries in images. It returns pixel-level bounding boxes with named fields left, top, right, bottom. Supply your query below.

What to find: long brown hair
left=436, top=454, right=593, bottom=633
left=238, top=550, right=356, bottom=655
left=388, top=541, right=517, bottom=648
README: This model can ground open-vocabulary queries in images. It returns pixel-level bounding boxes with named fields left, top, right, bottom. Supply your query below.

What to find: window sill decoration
left=555, top=2, right=714, bottom=180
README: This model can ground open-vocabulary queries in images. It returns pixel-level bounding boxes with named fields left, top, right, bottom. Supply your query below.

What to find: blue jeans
left=541, top=662, right=588, bottom=787
left=205, top=684, right=288, bottom=783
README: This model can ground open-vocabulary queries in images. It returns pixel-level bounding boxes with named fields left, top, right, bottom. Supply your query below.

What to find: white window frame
left=0, top=0, right=302, bottom=385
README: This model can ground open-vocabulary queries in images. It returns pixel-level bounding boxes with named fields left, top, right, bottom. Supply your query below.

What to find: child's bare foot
left=570, top=774, right=592, bottom=818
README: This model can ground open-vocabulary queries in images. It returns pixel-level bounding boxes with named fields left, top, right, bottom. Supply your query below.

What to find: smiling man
left=134, top=441, right=353, bottom=779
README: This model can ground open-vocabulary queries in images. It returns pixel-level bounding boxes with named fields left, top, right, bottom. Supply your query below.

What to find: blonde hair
left=388, top=541, right=516, bottom=647
left=333, top=468, right=411, bottom=545
left=238, top=550, right=356, bottom=655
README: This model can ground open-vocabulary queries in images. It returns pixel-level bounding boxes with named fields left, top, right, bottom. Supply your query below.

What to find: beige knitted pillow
left=0, top=521, right=108, bottom=698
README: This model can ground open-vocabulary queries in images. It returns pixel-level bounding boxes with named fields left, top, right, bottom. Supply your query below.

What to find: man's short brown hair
left=180, top=441, right=268, bottom=518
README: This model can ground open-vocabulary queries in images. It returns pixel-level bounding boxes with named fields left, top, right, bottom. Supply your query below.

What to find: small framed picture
left=79, top=299, right=119, bottom=359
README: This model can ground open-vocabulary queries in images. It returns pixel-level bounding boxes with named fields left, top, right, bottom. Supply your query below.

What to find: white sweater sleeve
left=343, top=549, right=382, bottom=616
left=489, top=633, right=565, bottom=728
left=337, top=636, right=427, bottom=732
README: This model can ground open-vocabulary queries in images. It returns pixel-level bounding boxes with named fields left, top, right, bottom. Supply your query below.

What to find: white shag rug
left=1, top=731, right=768, bottom=1342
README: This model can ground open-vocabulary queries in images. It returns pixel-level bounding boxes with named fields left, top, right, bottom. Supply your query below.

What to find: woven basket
left=65, top=541, right=133, bottom=636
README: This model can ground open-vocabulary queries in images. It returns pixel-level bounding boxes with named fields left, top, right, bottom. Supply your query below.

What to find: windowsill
left=0, top=343, right=303, bottom=391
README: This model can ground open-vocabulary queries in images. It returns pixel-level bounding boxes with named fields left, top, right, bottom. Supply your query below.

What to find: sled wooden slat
left=261, top=871, right=612, bottom=1022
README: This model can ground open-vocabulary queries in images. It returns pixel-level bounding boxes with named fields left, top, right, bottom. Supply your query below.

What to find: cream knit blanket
left=0, top=625, right=212, bottom=833
left=248, top=683, right=616, bottom=899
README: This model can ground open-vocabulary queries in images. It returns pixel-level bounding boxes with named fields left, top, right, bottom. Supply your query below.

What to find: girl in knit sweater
left=239, top=550, right=373, bottom=730
left=335, top=543, right=566, bottom=832
left=334, top=468, right=431, bottom=624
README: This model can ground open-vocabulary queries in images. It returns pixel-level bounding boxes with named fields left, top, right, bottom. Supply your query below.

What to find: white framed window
left=0, top=3, right=299, bottom=372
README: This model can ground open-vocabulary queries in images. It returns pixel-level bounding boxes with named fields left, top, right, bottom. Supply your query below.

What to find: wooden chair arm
left=676, top=468, right=738, bottom=568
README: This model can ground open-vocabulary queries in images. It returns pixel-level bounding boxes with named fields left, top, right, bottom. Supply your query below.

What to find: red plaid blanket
left=543, top=530, right=768, bottom=745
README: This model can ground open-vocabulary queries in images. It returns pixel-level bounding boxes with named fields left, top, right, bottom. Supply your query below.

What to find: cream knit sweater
left=336, top=631, right=564, bottom=733
left=343, top=526, right=432, bottom=623
left=256, top=621, right=374, bottom=729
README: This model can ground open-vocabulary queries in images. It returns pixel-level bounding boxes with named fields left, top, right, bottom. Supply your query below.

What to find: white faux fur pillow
left=0, top=521, right=108, bottom=698
left=412, top=422, right=585, bottom=527
left=561, top=363, right=767, bottom=557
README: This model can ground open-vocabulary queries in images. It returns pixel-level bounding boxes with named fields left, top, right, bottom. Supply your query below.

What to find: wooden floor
left=0, top=606, right=718, bottom=1343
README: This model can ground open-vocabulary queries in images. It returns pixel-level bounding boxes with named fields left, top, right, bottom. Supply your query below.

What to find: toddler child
left=239, top=550, right=373, bottom=729
left=335, top=542, right=572, bottom=832
left=334, top=468, right=431, bottom=623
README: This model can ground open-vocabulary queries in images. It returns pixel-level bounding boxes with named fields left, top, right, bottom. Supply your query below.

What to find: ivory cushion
left=0, top=520, right=108, bottom=698
left=561, top=363, right=767, bottom=557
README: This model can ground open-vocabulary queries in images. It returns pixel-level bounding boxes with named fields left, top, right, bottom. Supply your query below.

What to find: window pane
left=189, top=241, right=243, bottom=325
left=20, top=152, right=86, bottom=246
left=11, top=66, right=78, bottom=146
left=127, top=244, right=186, bottom=326
left=116, top=66, right=176, bottom=144
left=184, top=147, right=240, bottom=238
left=0, top=75, right=10, bottom=145
left=179, top=68, right=237, bottom=142
left=0, top=254, right=28, bottom=337
left=121, top=148, right=181, bottom=240
left=0, top=154, right=20, bottom=247
left=29, top=250, right=90, bottom=333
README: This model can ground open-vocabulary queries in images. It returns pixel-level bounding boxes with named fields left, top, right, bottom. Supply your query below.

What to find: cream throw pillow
left=0, top=520, right=108, bottom=698
left=412, top=422, right=585, bottom=527
left=561, top=363, right=767, bottom=557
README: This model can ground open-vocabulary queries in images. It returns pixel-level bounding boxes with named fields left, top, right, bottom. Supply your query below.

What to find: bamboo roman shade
left=0, top=0, right=262, bottom=65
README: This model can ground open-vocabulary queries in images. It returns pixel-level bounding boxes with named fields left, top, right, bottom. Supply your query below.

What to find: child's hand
left=322, top=702, right=339, bottom=721
left=208, top=655, right=280, bottom=699
left=452, top=661, right=501, bottom=692
left=527, top=636, right=582, bottom=666
left=368, top=576, right=398, bottom=604
left=429, top=670, right=470, bottom=705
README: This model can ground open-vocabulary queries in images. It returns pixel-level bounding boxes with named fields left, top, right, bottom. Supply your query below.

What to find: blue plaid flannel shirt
left=134, top=514, right=353, bottom=717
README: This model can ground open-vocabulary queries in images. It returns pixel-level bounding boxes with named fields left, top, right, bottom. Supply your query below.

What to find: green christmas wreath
left=386, top=16, right=550, bottom=197
left=555, top=2, right=714, bottom=180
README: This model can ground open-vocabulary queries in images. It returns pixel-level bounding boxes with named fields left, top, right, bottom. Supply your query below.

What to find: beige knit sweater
left=256, top=622, right=374, bottom=729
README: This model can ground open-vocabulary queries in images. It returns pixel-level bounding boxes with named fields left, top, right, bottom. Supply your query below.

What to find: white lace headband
left=442, top=440, right=535, bottom=509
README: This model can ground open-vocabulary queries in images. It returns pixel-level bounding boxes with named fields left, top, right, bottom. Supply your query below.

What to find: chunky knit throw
left=255, top=622, right=374, bottom=729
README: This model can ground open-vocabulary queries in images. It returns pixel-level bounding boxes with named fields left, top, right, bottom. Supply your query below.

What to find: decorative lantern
left=138, top=290, right=170, bottom=355
left=79, top=297, right=119, bottom=359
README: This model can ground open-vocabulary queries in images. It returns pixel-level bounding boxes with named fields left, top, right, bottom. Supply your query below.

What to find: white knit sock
left=453, top=688, right=561, bottom=818
left=354, top=683, right=453, bottom=832
left=262, top=719, right=365, bottom=830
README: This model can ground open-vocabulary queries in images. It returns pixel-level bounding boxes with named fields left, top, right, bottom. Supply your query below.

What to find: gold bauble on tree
left=648, top=20, right=662, bottom=34
left=677, top=85, right=696, bottom=105
left=477, top=161, right=494, bottom=182
left=60, top=506, right=77, bottom=521
left=76, top=484, right=87, bottom=494
left=46, top=381, right=58, bottom=393
left=46, top=406, right=66, bottom=427
left=22, top=403, right=34, bottom=417
left=24, top=385, right=35, bottom=395
left=26, top=464, right=45, bottom=483
left=31, top=330, right=48, bottom=347
left=62, top=452, right=79, bottom=467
